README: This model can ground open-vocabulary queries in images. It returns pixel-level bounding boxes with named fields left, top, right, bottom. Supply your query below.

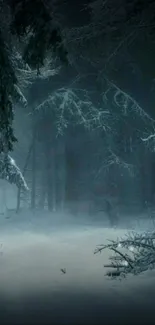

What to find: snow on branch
left=95, top=150, right=135, bottom=178
left=141, top=131, right=155, bottom=151
left=13, top=51, right=60, bottom=88
left=35, top=87, right=111, bottom=135
left=95, top=231, right=155, bottom=278
left=17, top=62, right=60, bottom=88
left=11, top=51, right=60, bottom=107
left=0, top=154, right=28, bottom=191
left=13, top=84, right=27, bottom=106
left=141, top=134, right=155, bottom=142
left=101, top=78, right=155, bottom=152
left=102, top=78, right=155, bottom=124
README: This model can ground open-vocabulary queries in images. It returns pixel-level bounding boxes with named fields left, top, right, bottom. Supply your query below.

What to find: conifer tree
left=0, top=0, right=67, bottom=188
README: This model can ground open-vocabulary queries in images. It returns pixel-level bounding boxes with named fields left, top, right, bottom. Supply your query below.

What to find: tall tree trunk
left=45, top=142, right=56, bottom=212
left=16, top=143, right=32, bottom=213
left=50, top=146, right=56, bottom=212
left=56, top=138, right=66, bottom=212
left=31, top=115, right=36, bottom=210
left=38, top=164, right=46, bottom=209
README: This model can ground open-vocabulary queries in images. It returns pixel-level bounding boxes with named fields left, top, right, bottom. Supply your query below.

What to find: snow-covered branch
left=140, top=129, right=155, bottom=151
left=12, top=51, right=60, bottom=88
left=17, top=61, right=60, bottom=88
left=141, top=134, right=155, bottom=142
left=0, top=154, right=28, bottom=191
left=95, top=150, right=135, bottom=178
left=11, top=50, right=60, bottom=109
left=95, top=231, right=155, bottom=278
left=35, top=87, right=111, bottom=135
left=102, top=78, right=155, bottom=124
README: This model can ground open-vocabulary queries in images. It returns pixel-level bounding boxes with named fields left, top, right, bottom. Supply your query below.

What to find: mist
left=1, top=0, right=155, bottom=324
left=0, top=209, right=154, bottom=324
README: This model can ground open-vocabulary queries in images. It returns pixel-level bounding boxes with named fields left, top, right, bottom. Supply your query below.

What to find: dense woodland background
left=1, top=0, right=155, bottom=221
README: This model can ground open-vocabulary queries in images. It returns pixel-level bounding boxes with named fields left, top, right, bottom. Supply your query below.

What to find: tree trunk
left=56, top=138, right=66, bottom=212
left=16, top=143, right=32, bottom=213
left=44, top=143, right=56, bottom=212
left=31, top=116, right=37, bottom=210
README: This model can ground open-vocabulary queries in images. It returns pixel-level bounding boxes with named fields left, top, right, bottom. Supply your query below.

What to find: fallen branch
left=95, top=231, right=155, bottom=278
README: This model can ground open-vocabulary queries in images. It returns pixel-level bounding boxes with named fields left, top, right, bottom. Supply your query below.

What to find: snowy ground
left=0, top=212, right=155, bottom=324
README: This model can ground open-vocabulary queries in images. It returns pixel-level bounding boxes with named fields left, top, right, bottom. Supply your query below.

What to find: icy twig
left=95, top=231, right=155, bottom=278
left=141, top=134, right=155, bottom=142
left=35, top=87, right=110, bottom=135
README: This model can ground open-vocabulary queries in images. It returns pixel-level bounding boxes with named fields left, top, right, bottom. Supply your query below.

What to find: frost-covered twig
left=13, top=51, right=60, bottom=88
left=35, top=87, right=111, bottom=135
left=95, top=231, right=155, bottom=278
left=102, top=78, right=155, bottom=124
left=95, top=150, right=135, bottom=178
left=17, top=63, right=60, bottom=88
left=140, top=129, right=155, bottom=151
left=101, top=78, right=155, bottom=154
left=141, top=134, right=155, bottom=142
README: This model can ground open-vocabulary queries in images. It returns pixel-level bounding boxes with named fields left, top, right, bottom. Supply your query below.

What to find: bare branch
left=141, top=134, right=155, bottom=142
left=95, top=231, right=155, bottom=278
left=35, top=87, right=111, bottom=135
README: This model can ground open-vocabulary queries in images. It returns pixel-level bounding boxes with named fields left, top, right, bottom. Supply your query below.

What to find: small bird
left=60, top=268, right=66, bottom=274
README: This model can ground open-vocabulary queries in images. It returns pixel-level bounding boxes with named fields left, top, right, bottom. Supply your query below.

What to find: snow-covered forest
left=2, top=1, right=154, bottom=217
left=1, top=1, right=155, bottom=324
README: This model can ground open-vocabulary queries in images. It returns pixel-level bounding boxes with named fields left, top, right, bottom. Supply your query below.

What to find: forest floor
left=0, top=212, right=154, bottom=324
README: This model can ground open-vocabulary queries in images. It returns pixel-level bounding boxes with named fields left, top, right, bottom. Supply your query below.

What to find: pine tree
left=9, top=0, right=68, bottom=68
left=0, top=29, right=17, bottom=152
left=0, top=0, right=67, bottom=153
left=0, top=0, right=67, bottom=188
